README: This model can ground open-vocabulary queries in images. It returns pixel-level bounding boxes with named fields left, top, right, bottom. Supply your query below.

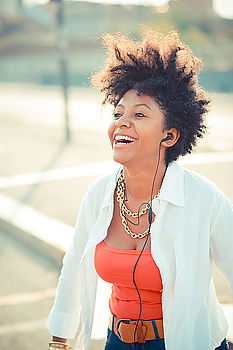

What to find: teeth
left=115, top=135, right=136, bottom=142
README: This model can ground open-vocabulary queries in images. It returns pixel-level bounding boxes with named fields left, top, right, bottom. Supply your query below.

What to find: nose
left=114, top=113, right=131, bottom=128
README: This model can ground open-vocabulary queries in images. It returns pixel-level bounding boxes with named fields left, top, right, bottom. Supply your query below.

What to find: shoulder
left=88, top=172, right=116, bottom=196
left=181, top=164, right=229, bottom=206
left=84, top=165, right=120, bottom=209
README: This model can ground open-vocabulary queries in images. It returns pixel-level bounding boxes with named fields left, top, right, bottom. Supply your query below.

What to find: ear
left=163, top=128, right=180, bottom=147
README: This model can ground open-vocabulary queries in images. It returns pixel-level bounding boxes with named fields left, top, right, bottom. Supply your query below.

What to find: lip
left=113, top=132, right=137, bottom=140
left=113, top=139, right=138, bottom=148
left=113, top=133, right=138, bottom=141
left=112, top=132, right=138, bottom=149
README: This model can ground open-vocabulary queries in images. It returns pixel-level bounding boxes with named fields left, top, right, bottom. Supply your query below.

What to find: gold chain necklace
left=116, top=170, right=160, bottom=239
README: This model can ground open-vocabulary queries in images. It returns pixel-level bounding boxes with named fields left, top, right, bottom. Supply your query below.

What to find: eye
left=112, top=112, right=146, bottom=119
left=135, top=112, right=145, bottom=118
left=112, top=112, right=121, bottom=118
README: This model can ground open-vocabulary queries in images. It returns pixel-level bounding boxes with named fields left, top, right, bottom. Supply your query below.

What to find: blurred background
left=0, top=0, right=233, bottom=349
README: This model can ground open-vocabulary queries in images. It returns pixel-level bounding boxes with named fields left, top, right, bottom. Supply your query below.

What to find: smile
left=114, top=135, right=137, bottom=146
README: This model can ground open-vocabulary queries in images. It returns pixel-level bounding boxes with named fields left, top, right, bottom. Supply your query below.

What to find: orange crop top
left=94, top=240, right=163, bottom=320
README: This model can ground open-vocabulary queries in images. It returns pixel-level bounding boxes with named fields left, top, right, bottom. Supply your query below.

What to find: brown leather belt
left=108, top=313, right=164, bottom=344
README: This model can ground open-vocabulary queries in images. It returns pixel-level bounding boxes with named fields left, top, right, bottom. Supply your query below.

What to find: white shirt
left=46, top=161, right=233, bottom=350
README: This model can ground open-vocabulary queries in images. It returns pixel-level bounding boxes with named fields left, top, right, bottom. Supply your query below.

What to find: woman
left=46, top=30, right=233, bottom=350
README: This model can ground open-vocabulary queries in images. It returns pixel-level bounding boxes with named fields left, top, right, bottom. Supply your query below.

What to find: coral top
left=94, top=240, right=163, bottom=320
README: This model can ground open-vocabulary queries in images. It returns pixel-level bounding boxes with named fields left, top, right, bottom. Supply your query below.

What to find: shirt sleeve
left=210, top=193, right=233, bottom=294
left=46, top=188, right=94, bottom=339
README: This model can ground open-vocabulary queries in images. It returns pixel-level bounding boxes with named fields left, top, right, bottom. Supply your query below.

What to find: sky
left=24, top=0, right=233, bottom=19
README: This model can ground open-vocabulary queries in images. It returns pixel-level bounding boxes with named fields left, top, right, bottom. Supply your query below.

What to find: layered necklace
left=116, top=169, right=160, bottom=239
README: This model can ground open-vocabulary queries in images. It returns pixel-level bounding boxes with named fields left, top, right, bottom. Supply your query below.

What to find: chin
left=112, top=157, right=126, bottom=165
left=112, top=153, right=131, bottom=165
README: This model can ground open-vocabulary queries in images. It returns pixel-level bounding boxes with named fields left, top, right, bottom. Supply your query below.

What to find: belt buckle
left=115, top=318, right=132, bottom=339
left=115, top=318, right=147, bottom=344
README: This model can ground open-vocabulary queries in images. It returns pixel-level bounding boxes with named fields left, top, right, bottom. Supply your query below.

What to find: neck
left=122, top=160, right=167, bottom=202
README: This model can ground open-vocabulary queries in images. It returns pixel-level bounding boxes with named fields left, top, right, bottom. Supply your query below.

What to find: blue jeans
left=103, top=327, right=229, bottom=350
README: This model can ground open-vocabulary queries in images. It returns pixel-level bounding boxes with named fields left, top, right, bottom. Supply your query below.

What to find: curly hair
left=91, top=30, right=211, bottom=166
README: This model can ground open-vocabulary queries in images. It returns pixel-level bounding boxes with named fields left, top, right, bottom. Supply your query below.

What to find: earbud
left=162, top=132, right=173, bottom=142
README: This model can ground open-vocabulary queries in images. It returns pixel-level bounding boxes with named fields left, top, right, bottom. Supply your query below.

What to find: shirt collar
left=158, top=161, right=185, bottom=207
left=101, top=167, right=120, bottom=210
left=101, top=160, right=185, bottom=210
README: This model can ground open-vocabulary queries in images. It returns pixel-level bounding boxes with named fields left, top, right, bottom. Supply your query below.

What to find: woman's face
left=108, top=89, right=168, bottom=167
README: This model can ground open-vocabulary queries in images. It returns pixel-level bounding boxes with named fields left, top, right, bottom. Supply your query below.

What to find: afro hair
left=91, top=30, right=211, bottom=166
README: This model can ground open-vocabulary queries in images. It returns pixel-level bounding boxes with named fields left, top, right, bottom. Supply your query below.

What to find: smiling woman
left=46, top=30, right=233, bottom=350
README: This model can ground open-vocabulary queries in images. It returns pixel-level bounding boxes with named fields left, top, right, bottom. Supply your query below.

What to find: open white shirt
left=46, top=161, right=233, bottom=350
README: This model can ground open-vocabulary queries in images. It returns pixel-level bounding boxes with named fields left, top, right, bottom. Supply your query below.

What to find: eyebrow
left=116, top=103, right=152, bottom=110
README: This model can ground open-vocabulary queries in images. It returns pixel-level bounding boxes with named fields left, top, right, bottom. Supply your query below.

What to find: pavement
left=0, top=227, right=58, bottom=350
left=0, top=83, right=233, bottom=349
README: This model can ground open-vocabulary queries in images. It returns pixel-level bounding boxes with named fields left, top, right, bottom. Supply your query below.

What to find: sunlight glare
left=213, top=0, right=233, bottom=19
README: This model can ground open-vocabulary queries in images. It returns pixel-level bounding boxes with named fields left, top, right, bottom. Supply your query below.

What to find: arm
left=210, top=193, right=233, bottom=294
left=46, top=187, right=95, bottom=339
